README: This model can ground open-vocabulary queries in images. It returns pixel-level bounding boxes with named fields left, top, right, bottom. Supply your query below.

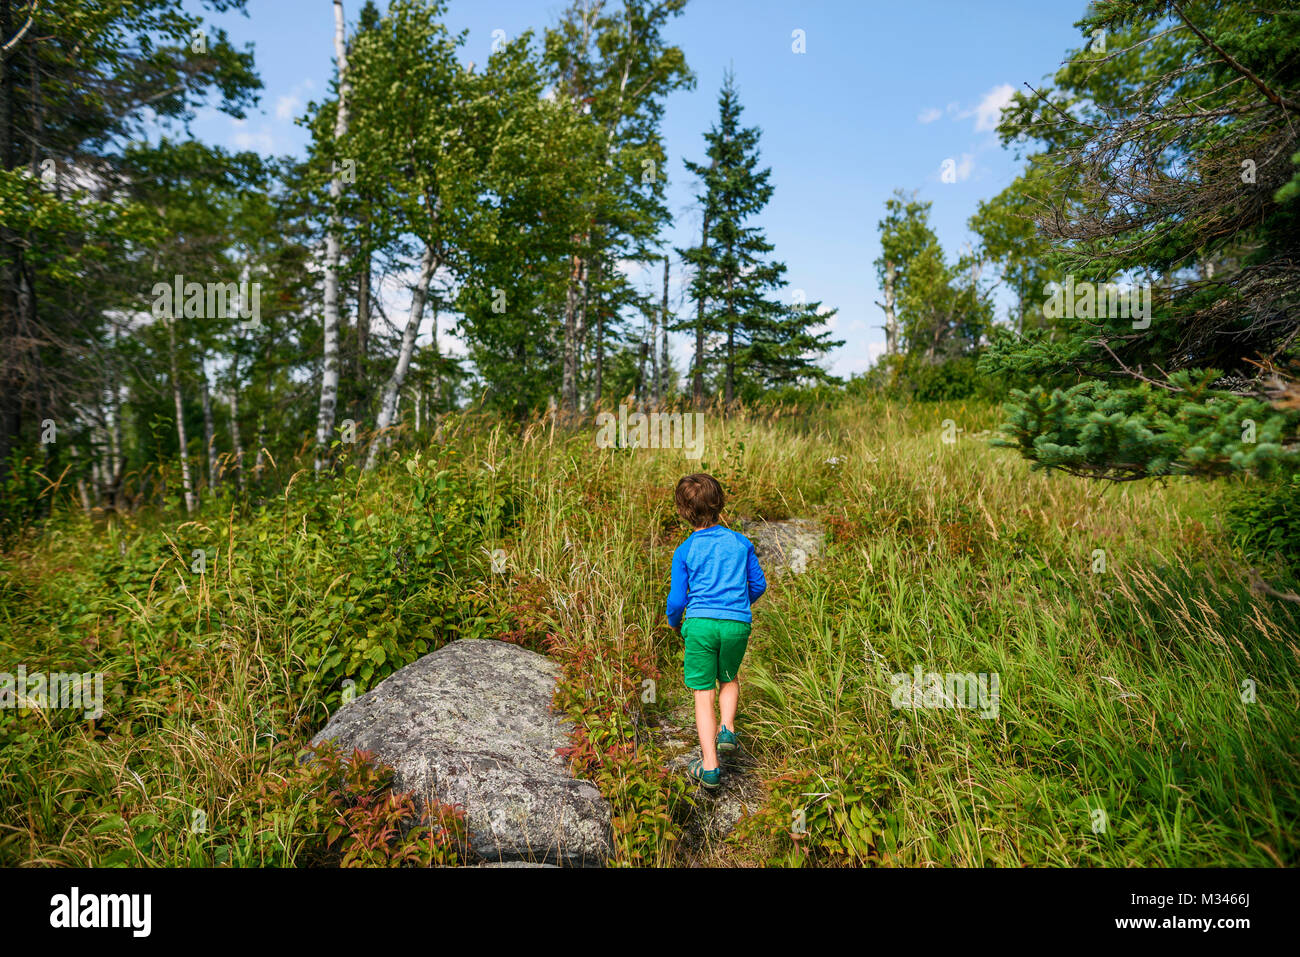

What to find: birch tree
left=339, top=0, right=505, bottom=468
left=314, top=0, right=352, bottom=474
left=544, top=0, right=692, bottom=415
left=364, top=248, right=437, bottom=470
left=166, top=315, right=196, bottom=514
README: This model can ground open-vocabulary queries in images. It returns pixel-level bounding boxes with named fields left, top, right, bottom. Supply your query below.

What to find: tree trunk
left=90, top=447, right=102, bottom=507
left=724, top=266, right=735, bottom=407
left=561, top=255, right=582, bottom=415
left=882, top=260, right=898, bottom=356
left=431, top=311, right=442, bottom=411
left=167, top=318, right=196, bottom=514
left=636, top=339, right=648, bottom=406
left=434, top=328, right=444, bottom=410
left=655, top=256, right=668, bottom=405
left=576, top=259, right=590, bottom=412
left=0, top=0, right=22, bottom=483
left=227, top=388, right=245, bottom=492
left=592, top=270, right=604, bottom=406
left=365, top=247, right=437, bottom=471
left=200, top=367, right=217, bottom=493
left=386, top=390, right=401, bottom=450
left=106, top=351, right=123, bottom=508
left=692, top=210, right=709, bottom=409
left=254, top=413, right=266, bottom=481
left=356, top=221, right=371, bottom=380
left=724, top=319, right=735, bottom=407
left=315, top=0, right=352, bottom=474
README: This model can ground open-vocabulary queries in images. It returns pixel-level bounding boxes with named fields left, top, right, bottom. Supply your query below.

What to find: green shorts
left=682, top=617, right=751, bottom=691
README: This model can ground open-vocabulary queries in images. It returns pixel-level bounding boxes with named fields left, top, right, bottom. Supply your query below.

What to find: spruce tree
left=677, top=72, right=840, bottom=404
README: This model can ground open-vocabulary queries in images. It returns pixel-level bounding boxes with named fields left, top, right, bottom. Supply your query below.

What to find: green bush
left=1225, top=475, right=1300, bottom=569
left=847, top=353, right=1001, bottom=403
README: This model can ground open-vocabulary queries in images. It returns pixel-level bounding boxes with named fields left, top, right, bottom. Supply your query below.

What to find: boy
left=665, top=473, right=767, bottom=789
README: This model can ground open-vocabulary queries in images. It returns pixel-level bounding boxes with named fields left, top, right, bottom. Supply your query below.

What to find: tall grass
left=1, top=396, right=1296, bottom=866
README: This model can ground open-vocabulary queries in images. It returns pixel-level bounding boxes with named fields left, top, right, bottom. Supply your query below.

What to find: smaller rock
left=738, top=518, right=824, bottom=576
left=475, top=861, right=560, bottom=868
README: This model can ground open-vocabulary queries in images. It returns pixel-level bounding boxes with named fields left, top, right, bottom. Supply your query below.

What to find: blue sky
left=186, top=0, right=1090, bottom=379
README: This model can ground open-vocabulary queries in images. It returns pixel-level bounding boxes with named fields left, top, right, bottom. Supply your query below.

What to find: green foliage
left=0, top=453, right=49, bottom=547
left=0, top=0, right=263, bottom=487
left=735, top=736, right=893, bottom=867
left=898, top=355, right=985, bottom=402
left=1225, top=476, right=1300, bottom=571
left=875, top=190, right=991, bottom=363
left=849, top=353, right=1005, bottom=403
left=551, top=636, right=693, bottom=866
left=968, top=159, right=1062, bottom=335
left=291, top=742, right=468, bottom=868
left=994, top=373, right=1300, bottom=481
left=0, top=440, right=511, bottom=866
left=5, top=397, right=1299, bottom=869
left=984, top=0, right=1300, bottom=487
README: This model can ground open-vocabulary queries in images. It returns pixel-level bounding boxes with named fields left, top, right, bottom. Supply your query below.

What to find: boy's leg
left=719, top=679, right=739, bottom=731
left=717, top=621, right=751, bottom=731
left=682, top=619, right=721, bottom=771
left=694, top=688, right=719, bottom=770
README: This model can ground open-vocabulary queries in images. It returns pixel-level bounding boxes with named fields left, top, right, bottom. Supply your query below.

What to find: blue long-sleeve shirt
left=665, top=525, right=767, bottom=629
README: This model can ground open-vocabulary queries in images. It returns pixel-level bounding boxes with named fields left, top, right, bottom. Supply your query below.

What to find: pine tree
left=982, top=1, right=1300, bottom=481
left=677, top=71, right=840, bottom=405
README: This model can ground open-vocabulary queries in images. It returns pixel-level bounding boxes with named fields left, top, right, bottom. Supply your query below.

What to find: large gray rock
left=739, top=518, right=824, bottom=576
left=311, top=639, right=611, bottom=866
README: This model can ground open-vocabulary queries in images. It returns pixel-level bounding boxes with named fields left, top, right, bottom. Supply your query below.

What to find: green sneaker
left=716, top=725, right=738, bottom=754
left=688, top=758, right=721, bottom=789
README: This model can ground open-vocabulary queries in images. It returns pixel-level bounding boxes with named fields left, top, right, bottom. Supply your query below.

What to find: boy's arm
left=747, top=543, right=767, bottom=604
left=666, top=547, right=689, bottom=630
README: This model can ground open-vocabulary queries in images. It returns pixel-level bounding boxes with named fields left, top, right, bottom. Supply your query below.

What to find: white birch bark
left=200, top=366, right=217, bottom=492
left=364, top=247, right=437, bottom=471
left=167, top=317, right=196, bottom=514
left=315, top=0, right=352, bottom=473
left=227, top=387, right=245, bottom=492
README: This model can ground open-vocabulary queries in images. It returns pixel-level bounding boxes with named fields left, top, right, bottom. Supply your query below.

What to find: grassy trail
left=1, top=397, right=1296, bottom=867
left=521, top=397, right=1300, bottom=866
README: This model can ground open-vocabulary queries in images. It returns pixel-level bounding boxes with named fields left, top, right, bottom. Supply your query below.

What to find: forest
left=0, top=0, right=1297, bottom=873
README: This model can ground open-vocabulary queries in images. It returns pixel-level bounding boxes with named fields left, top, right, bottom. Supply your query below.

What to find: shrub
left=1225, top=475, right=1300, bottom=570
left=260, top=742, right=468, bottom=867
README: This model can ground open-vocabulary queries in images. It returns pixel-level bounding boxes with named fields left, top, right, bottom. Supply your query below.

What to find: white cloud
left=230, top=118, right=274, bottom=153
left=938, top=152, right=975, bottom=183
left=971, top=83, right=1016, bottom=132
left=273, top=79, right=314, bottom=123
left=939, top=85, right=1016, bottom=134
left=616, top=258, right=647, bottom=280
left=831, top=338, right=887, bottom=379
left=275, top=95, right=301, bottom=122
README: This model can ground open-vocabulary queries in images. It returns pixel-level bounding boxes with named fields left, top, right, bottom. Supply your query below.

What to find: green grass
left=1, top=396, right=1296, bottom=866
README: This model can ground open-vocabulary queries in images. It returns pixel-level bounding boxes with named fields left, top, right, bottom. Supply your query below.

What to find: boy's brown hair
left=675, top=473, right=724, bottom=528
